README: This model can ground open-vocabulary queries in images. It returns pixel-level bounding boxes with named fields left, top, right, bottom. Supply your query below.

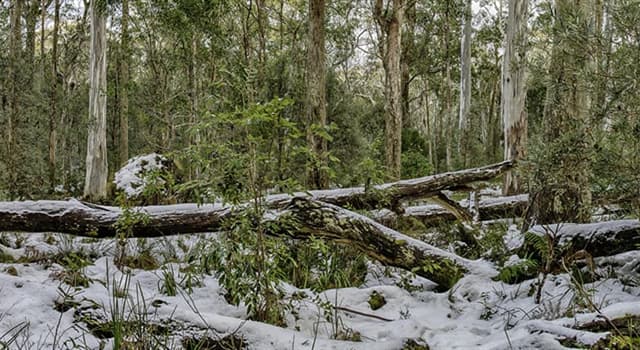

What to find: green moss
left=368, top=290, right=386, bottom=310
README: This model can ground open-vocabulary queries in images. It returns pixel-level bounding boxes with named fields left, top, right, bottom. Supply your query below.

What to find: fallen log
left=268, top=160, right=513, bottom=211
left=525, top=220, right=640, bottom=258
left=0, top=198, right=494, bottom=289
left=373, top=194, right=529, bottom=227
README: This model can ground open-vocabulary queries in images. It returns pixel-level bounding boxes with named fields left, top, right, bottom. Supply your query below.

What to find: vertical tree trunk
left=443, top=2, right=453, bottom=171
left=49, top=0, right=60, bottom=191
left=375, top=0, right=404, bottom=180
left=25, top=0, right=38, bottom=77
left=458, top=0, right=472, bottom=168
left=306, top=0, right=329, bottom=189
left=118, top=0, right=129, bottom=166
left=501, top=0, right=529, bottom=195
left=533, top=0, right=594, bottom=224
left=401, top=0, right=416, bottom=128
left=84, top=0, right=108, bottom=201
left=7, top=0, right=23, bottom=199
left=40, top=0, right=46, bottom=59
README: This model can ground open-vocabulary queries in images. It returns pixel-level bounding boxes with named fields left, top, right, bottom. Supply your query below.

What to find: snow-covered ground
left=0, top=229, right=639, bottom=350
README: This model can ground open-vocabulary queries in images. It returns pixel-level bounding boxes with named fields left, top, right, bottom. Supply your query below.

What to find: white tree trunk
left=458, top=0, right=472, bottom=167
left=501, top=0, right=529, bottom=195
left=84, top=0, right=108, bottom=200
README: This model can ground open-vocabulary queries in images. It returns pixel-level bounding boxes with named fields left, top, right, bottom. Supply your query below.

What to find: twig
left=332, top=306, right=394, bottom=322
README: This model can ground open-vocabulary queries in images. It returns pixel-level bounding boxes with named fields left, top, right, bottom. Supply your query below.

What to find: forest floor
left=1, top=220, right=639, bottom=350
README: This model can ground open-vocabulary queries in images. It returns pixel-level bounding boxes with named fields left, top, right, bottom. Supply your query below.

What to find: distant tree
left=118, top=0, right=129, bottom=166
left=458, top=0, right=472, bottom=168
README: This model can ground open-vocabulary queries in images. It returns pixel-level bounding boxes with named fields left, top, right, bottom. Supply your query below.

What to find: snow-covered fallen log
left=0, top=198, right=493, bottom=289
left=373, top=194, right=528, bottom=227
left=267, top=160, right=513, bottom=211
left=525, top=220, right=640, bottom=257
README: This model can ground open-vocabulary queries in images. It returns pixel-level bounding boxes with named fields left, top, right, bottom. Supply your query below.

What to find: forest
left=0, top=0, right=639, bottom=349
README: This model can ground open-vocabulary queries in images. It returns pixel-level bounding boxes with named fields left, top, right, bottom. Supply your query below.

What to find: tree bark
left=287, top=160, right=512, bottom=211
left=118, top=0, right=130, bottom=167
left=305, top=0, right=329, bottom=189
left=524, top=220, right=640, bottom=258
left=84, top=0, right=108, bottom=201
left=49, top=0, right=60, bottom=192
left=7, top=0, right=23, bottom=199
left=458, top=0, right=472, bottom=168
left=0, top=197, right=495, bottom=289
left=375, top=0, right=404, bottom=180
left=501, top=0, right=529, bottom=195
left=401, top=0, right=416, bottom=128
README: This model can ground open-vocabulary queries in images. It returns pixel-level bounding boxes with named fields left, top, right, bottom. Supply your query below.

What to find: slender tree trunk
left=401, top=0, right=416, bottom=128
left=84, top=0, right=108, bottom=200
left=118, top=0, right=129, bottom=166
left=7, top=0, right=23, bottom=199
left=49, top=0, right=60, bottom=191
left=40, top=0, right=46, bottom=59
left=25, top=0, right=38, bottom=79
left=306, top=0, right=329, bottom=189
left=458, top=0, right=472, bottom=168
left=501, top=0, right=529, bottom=195
left=375, top=0, right=404, bottom=180
left=444, top=2, right=453, bottom=171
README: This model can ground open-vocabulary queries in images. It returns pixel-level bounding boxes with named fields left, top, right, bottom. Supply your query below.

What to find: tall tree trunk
left=306, top=0, right=329, bottom=189
left=7, top=0, right=23, bottom=199
left=458, top=0, right=472, bottom=168
left=375, top=0, right=404, bottom=180
left=25, top=0, right=38, bottom=78
left=532, top=0, right=595, bottom=225
left=84, top=0, right=108, bottom=201
left=401, top=0, right=416, bottom=128
left=118, top=0, right=129, bottom=167
left=501, top=0, right=529, bottom=195
left=49, top=0, right=60, bottom=191
left=443, top=2, right=453, bottom=171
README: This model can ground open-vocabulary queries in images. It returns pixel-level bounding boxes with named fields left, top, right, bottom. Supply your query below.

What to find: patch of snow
left=114, top=153, right=168, bottom=198
left=504, top=224, right=525, bottom=251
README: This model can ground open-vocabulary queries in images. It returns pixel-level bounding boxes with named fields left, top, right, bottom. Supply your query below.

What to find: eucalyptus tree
left=84, top=0, right=108, bottom=200
left=6, top=0, right=23, bottom=199
left=374, top=0, right=404, bottom=179
left=118, top=0, right=129, bottom=166
left=306, top=0, right=329, bottom=189
left=501, top=0, right=529, bottom=195
left=458, top=0, right=472, bottom=167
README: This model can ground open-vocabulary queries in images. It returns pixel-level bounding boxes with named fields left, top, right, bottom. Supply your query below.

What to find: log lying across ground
left=269, top=160, right=513, bottom=211
left=374, top=194, right=529, bottom=227
left=0, top=162, right=513, bottom=289
left=0, top=197, right=492, bottom=289
left=526, top=220, right=640, bottom=258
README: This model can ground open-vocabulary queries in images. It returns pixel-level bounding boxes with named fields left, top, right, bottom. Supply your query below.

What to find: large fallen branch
left=269, top=160, right=513, bottom=211
left=0, top=197, right=496, bottom=289
left=374, top=194, right=529, bottom=227
left=526, top=220, right=640, bottom=258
